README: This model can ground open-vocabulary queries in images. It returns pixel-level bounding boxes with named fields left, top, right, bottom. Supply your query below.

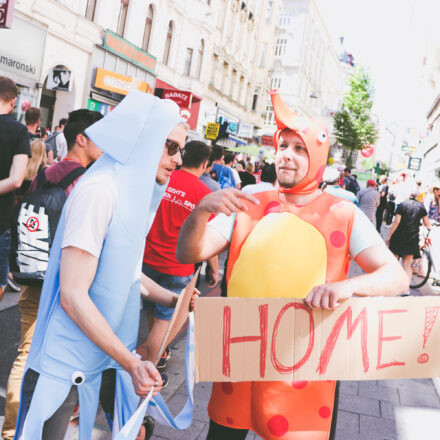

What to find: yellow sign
left=94, top=68, right=152, bottom=96
left=205, top=122, right=220, bottom=140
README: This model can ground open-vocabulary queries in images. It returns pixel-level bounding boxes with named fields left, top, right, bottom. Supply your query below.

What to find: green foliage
left=333, top=66, right=378, bottom=168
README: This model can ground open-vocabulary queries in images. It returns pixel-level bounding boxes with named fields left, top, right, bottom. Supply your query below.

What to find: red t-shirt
left=143, top=169, right=211, bottom=276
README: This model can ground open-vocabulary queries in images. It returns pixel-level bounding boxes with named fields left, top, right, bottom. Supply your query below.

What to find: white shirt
left=56, top=132, right=68, bottom=161
left=208, top=206, right=383, bottom=259
left=242, top=182, right=275, bottom=195
left=62, top=174, right=117, bottom=257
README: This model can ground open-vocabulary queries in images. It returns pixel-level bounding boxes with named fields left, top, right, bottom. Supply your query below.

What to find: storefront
left=154, top=79, right=202, bottom=132
left=86, top=30, right=156, bottom=115
left=0, top=15, right=46, bottom=123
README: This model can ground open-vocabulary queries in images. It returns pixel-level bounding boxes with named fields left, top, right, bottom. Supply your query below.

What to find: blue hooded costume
left=14, top=91, right=193, bottom=439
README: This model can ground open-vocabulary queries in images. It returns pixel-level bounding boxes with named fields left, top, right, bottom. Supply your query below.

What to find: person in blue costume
left=15, top=91, right=188, bottom=440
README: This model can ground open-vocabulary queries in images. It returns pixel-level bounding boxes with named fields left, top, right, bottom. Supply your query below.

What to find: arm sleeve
left=62, top=181, right=116, bottom=257
left=15, top=125, right=31, bottom=157
left=349, top=207, right=384, bottom=258
left=207, top=212, right=236, bottom=242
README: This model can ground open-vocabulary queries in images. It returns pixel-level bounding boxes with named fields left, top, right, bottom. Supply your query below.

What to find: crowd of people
left=0, top=74, right=414, bottom=440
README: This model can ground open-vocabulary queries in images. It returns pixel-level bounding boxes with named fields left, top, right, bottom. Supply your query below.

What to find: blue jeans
left=142, top=263, right=193, bottom=321
left=0, top=229, right=11, bottom=287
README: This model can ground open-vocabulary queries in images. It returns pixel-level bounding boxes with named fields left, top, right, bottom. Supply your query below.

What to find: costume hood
left=270, top=90, right=329, bottom=195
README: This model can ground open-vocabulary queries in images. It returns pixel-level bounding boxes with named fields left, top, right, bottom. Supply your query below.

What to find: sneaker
left=157, top=353, right=167, bottom=370
left=165, top=346, right=171, bottom=360
left=142, top=416, right=155, bottom=439
left=7, top=275, right=21, bottom=292
left=160, top=373, right=168, bottom=389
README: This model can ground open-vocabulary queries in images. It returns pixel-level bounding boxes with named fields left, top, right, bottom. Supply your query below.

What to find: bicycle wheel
left=410, top=249, right=432, bottom=288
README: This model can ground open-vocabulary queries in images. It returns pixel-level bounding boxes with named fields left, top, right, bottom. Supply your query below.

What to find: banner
left=195, top=296, right=440, bottom=382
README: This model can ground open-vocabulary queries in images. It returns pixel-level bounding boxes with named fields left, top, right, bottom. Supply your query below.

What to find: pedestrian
left=140, top=140, right=218, bottom=389
left=2, top=109, right=103, bottom=440
left=358, top=179, right=380, bottom=223
left=0, top=76, right=31, bottom=301
left=238, top=163, right=256, bottom=189
left=14, top=92, right=192, bottom=439
left=342, top=167, right=360, bottom=194
left=209, top=145, right=236, bottom=189
left=177, top=91, right=407, bottom=440
left=386, top=179, right=397, bottom=224
left=323, top=166, right=359, bottom=205
left=55, top=117, right=68, bottom=160
left=428, top=182, right=440, bottom=223
left=200, top=148, right=221, bottom=192
left=387, top=191, right=432, bottom=284
left=376, top=175, right=389, bottom=232
left=224, top=153, right=241, bottom=189
left=242, top=163, right=277, bottom=195
left=25, top=107, right=41, bottom=141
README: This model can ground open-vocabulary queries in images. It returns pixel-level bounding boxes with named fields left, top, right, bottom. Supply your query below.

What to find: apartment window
left=252, top=87, right=260, bottom=111
left=142, top=5, right=153, bottom=52
left=270, top=77, right=282, bottom=89
left=163, top=21, right=173, bottom=65
left=85, top=0, right=97, bottom=21
left=117, top=0, right=129, bottom=37
left=183, top=48, right=193, bottom=76
left=275, top=38, right=287, bottom=56
left=259, top=43, right=267, bottom=67
left=280, top=12, right=292, bottom=26
left=196, top=40, right=204, bottom=80
left=265, top=104, right=275, bottom=126
left=211, top=54, right=219, bottom=86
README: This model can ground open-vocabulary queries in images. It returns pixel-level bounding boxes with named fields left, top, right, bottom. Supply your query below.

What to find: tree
left=333, top=67, right=378, bottom=168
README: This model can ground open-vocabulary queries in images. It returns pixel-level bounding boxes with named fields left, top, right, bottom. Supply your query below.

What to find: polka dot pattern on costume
left=319, top=406, right=332, bottom=419
left=330, top=231, right=345, bottom=248
left=292, top=381, right=308, bottom=389
left=267, top=415, right=289, bottom=437
left=264, top=201, right=282, bottom=216
left=221, top=382, right=234, bottom=395
left=226, top=417, right=234, bottom=425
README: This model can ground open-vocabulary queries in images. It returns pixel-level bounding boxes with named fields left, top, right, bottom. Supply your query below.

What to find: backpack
left=213, top=165, right=235, bottom=189
left=45, top=132, right=61, bottom=158
left=345, top=175, right=360, bottom=195
left=9, top=166, right=86, bottom=286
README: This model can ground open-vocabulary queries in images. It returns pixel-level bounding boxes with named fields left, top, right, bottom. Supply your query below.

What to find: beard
left=277, top=176, right=296, bottom=188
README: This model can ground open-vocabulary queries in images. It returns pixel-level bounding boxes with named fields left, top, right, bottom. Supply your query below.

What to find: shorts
left=389, top=236, right=420, bottom=258
left=142, top=263, right=193, bottom=321
left=0, top=229, right=11, bottom=287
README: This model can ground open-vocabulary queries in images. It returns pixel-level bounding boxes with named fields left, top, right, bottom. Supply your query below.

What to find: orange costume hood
left=270, top=90, right=330, bottom=195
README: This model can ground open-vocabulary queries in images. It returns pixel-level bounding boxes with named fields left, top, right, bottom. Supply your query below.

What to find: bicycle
left=410, top=225, right=440, bottom=288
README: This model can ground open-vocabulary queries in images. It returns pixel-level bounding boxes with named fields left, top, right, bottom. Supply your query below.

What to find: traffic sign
left=408, top=157, right=422, bottom=171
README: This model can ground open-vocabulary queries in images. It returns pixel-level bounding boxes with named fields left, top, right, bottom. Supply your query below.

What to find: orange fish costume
left=207, top=91, right=356, bottom=439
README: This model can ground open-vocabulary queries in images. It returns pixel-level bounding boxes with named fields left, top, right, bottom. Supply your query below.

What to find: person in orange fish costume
left=177, top=91, right=408, bottom=440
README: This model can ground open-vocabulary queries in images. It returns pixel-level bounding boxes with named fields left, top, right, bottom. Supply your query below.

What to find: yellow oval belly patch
left=228, top=212, right=327, bottom=298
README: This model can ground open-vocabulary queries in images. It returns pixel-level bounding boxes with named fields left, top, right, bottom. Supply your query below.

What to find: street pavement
left=2, top=226, right=440, bottom=439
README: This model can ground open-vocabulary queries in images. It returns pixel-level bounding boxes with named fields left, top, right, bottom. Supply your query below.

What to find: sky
left=315, top=0, right=436, bottom=130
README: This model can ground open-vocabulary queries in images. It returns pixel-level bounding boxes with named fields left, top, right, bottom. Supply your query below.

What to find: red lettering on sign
left=271, top=303, right=314, bottom=374
left=222, top=304, right=268, bottom=378
left=316, top=306, right=369, bottom=374
left=377, top=309, right=407, bottom=370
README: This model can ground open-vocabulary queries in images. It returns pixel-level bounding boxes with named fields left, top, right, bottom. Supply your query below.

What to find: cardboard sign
left=195, top=296, right=440, bottom=382
left=154, top=268, right=200, bottom=364
left=205, top=123, right=220, bottom=140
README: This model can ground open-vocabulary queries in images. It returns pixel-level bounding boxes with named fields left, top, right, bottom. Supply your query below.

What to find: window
left=85, top=0, right=97, bottom=21
left=265, top=104, right=275, bottom=126
left=252, top=86, right=260, bottom=111
left=163, top=21, right=173, bottom=65
left=259, top=43, right=267, bottom=67
left=211, top=54, right=219, bottom=86
left=275, top=38, right=287, bottom=57
left=196, top=40, right=204, bottom=80
left=142, top=5, right=153, bottom=52
left=183, top=48, right=193, bottom=76
left=270, top=77, right=281, bottom=89
left=117, top=0, right=129, bottom=37
left=222, top=62, right=229, bottom=92
left=280, top=12, right=292, bottom=26
left=266, top=0, right=273, bottom=23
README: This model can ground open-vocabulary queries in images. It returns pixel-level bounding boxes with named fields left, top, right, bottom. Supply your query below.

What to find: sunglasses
left=166, top=139, right=184, bottom=156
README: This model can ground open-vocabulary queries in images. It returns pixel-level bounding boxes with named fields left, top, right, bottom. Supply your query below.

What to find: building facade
left=1, top=0, right=282, bottom=144
left=263, top=0, right=351, bottom=145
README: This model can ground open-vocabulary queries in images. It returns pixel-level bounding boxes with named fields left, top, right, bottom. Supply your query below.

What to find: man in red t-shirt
left=141, top=140, right=216, bottom=386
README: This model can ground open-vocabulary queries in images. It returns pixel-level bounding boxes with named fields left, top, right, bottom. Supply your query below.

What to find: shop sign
left=205, top=123, right=220, bottom=140
left=227, top=121, right=238, bottom=135
left=261, top=135, right=274, bottom=148
left=162, top=89, right=192, bottom=108
left=408, top=157, right=422, bottom=171
left=0, top=0, right=15, bottom=28
left=103, top=30, right=156, bottom=74
left=238, top=123, right=253, bottom=139
left=87, top=98, right=115, bottom=116
left=0, top=16, right=46, bottom=81
left=94, top=68, right=152, bottom=95
left=401, top=143, right=416, bottom=153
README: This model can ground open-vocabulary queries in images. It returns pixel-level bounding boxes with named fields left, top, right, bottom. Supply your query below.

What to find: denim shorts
left=142, top=263, right=193, bottom=321
left=0, top=229, right=11, bottom=287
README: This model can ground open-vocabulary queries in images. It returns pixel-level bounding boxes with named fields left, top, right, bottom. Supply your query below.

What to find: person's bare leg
left=145, top=318, right=170, bottom=362
left=402, top=255, right=414, bottom=283
left=0, top=285, right=5, bottom=301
